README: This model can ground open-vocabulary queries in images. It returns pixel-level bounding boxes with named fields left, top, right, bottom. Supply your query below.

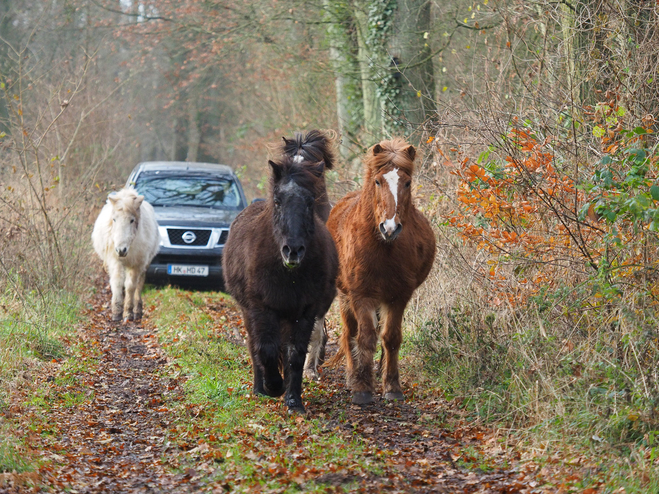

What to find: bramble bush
left=418, top=96, right=659, bottom=462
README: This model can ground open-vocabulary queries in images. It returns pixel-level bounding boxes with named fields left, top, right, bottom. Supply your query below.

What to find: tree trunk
left=387, top=0, right=435, bottom=135
left=171, top=113, right=188, bottom=161
left=354, top=4, right=382, bottom=141
left=186, top=96, right=200, bottom=162
left=323, top=0, right=353, bottom=160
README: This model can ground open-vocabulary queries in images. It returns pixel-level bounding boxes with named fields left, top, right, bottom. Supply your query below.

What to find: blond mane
left=364, top=138, right=416, bottom=177
left=110, top=188, right=143, bottom=215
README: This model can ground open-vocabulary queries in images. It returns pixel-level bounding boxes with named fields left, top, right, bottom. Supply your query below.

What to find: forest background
left=1, top=0, right=659, bottom=489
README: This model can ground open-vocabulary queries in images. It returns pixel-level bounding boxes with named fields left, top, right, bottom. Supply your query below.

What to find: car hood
left=152, top=205, right=241, bottom=228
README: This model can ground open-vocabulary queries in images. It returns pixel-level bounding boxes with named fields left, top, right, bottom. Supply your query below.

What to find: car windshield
left=135, top=175, right=242, bottom=209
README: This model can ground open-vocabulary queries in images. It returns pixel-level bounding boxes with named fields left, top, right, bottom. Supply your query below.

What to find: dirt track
left=0, top=284, right=546, bottom=493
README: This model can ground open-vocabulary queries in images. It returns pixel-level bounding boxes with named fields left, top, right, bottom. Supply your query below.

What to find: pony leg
left=242, top=313, right=265, bottom=396
left=285, top=314, right=315, bottom=413
left=338, top=295, right=358, bottom=386
left=123, top=268, right=137, bottom=321
left=131, top=269, right=146, bottom=321
left=247, top=309, right=284, bottom=397
left=351, top=300, right=379, bottom=404
left=303, top=317, right=327, bottom=381
left=380, top=304, right=405, bottom=401
left=108, top=260, right=125, bottom=322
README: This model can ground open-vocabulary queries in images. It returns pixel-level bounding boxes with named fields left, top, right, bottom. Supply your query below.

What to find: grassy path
left=1, top=283, right=560, bottom=493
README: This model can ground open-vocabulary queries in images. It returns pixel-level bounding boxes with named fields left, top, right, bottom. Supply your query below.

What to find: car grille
left=167, top=228, right=211, bottom=246
left=154, top=254, right=221, bottom=266
left=218, top=230, right=229, bottom=245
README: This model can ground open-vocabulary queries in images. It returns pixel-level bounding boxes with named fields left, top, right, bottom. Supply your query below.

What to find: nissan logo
left=181, top=231, right=197, bottom=244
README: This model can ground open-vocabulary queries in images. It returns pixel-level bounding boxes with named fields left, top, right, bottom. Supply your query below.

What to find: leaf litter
left=0, top=282, right=595, bottom=493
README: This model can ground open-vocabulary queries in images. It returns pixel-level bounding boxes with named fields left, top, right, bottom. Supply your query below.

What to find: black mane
left=269, top=156, right=322, bottom=196
left=282, top=130, right=335, bottom=170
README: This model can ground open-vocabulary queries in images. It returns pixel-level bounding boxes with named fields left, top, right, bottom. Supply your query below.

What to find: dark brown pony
left=326, top=138, right=436, bottom=405
left=222, top=145, right=338, bottom=413
left=282, top=130, right=335, bottom=223
left=281, top=130, right=336, bottom=380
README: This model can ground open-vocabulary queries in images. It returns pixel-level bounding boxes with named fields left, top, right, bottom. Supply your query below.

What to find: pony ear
left=310, top=161, right=325, bottom=178
left=372, top=143, right=383, bottom=155
left=107, top=193, right=119, bottom=206
left=268, top=160, right=282, bottom=181
left=405, top=145, right=416, bottom=161
left=282, top=137, right=291, bottom=145
left=134, top=195, right=144, bottom=209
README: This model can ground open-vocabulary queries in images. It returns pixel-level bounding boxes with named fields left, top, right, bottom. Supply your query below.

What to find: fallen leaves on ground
left=0, top=283, right=605, bottom=493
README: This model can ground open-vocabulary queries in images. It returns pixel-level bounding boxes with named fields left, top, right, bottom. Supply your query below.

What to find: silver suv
left=126, top=161, right=247, bottom=288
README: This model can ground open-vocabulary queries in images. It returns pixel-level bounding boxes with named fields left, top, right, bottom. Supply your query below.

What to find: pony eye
left=274, top=198, right=281, bottom=206
left=113, top=218, right=116, bottom=222
left=405, top=181, right=411, bottom=188
left=130, top=219, right=135, bottom=223
left=375, top=180, right=381, bottom=186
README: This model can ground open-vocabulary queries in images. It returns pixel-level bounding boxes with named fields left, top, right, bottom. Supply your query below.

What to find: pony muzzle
left=281, top=243, right=305, bottom=268
left=379, top=221, right=402, bottom=241
left=116, top=246, right=129, bottom=257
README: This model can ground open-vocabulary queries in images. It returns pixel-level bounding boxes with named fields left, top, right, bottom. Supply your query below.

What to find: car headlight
left=158, top=227, right=169, bottom=246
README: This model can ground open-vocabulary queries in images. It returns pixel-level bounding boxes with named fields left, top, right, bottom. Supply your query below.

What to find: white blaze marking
left=293, top=155, right=304, bottom=164
left=279, top=180, right=300, bottom=193
left=382, top=168, right=400, bottom=234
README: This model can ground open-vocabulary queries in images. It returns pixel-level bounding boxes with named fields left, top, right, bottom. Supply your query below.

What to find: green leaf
left=600, top=155, right=612, bottom=165
left=633, top=127, right=647, bottom=135
left=477, top=149, right=491, bottom=164
left=635, top=195, right=651, bottom=209
left=593, top=126, right=606, bottom=138
left=630, top=148, right=647, bottom=162
left=604, top=209, right=617, bottom=222
left=651, top=185, right=659, bottom=201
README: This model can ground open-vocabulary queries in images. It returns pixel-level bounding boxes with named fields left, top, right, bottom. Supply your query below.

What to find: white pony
left=92, top=188, right=159, bottom=322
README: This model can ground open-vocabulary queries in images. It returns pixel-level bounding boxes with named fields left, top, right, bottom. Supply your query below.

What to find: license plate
left=167, top=264, right=209, bottom=276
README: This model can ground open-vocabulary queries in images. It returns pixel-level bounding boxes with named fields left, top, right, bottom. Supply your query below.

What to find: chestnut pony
left=222, top=145, right=338, bottom=413
left=326, top=139, right=436, bottom=405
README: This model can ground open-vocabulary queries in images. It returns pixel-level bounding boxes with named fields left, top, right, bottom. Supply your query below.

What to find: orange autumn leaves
left=441, top=127, right=598, bottom=306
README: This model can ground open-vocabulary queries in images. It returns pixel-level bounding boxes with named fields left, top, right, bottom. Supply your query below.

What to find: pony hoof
left=263, top=381, right=285, bottom=398
left=286, top=399, right=306, bottom=414
left=111, top=314, right=122, bottom=322
left=303, top=369, right=320, bottom=382
left=351, top=392, right=374, bottom=405
left=384, top=391, right=405, bottom=401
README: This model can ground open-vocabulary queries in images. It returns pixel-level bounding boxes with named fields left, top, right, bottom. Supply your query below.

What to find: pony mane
left=269, top=156, right=321, bottom=195
left=365, top=138, right=415, bottom=176
left=281, top=130, right=335, bottom=170
left=109, top=188, right=142, bottom=214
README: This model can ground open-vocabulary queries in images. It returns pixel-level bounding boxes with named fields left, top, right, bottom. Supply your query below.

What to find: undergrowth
left=0, top=276, right=82, bottom=473
left=412, top=285, right=659, bottom=491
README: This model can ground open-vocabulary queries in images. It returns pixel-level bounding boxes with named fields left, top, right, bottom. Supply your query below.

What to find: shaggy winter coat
left=92, top=188, right=159, bottom=321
